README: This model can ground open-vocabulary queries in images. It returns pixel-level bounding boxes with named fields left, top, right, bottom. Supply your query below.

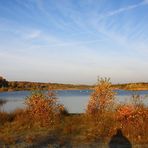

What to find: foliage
left=116, top=95, right=148, bottom=143
left=86, top=77, right=115, bottom=116
left=0, top=76, right=8, bottom=88
left=85, top=77, right=116, bottom=141
left=85, top=78, right=148, bottom=143
left=25, top=90, right=65, bottom=127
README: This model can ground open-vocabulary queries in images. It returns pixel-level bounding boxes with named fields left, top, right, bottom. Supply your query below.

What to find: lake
left=0, top=90, right=148, bottom=113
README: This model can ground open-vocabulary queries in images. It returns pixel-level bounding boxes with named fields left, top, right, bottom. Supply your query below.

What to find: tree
left=85, top=78, right=116, bottom=141
left=0, top=76, right=8, bottom=88
left=86, top=77, right=115, bottom=116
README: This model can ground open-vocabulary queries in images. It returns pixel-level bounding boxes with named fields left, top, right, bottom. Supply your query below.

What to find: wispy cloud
left=24, top=30, right=41, bottom=39
left=44, top=39, right=104, bottom=47
left=102, top=0, right=148, bottom=18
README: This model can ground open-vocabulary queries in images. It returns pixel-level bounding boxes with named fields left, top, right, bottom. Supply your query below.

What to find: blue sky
left=0, top=0, right=148, bottom=84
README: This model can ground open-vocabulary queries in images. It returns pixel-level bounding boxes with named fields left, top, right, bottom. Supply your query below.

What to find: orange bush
left=85, top=78, right=116, bottom=141
left=116, top=103, right=148, bottom=143
left=25, top=90, right=64, bottom=127
left=116, top=104, right=135, bottom=125
left=86, top=77, right=115, bottom=116
left=116, top=104, right=148, bottom=128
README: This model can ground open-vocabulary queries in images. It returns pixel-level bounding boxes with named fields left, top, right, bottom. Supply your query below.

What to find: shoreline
left=1, top=87, right=148, bottom=93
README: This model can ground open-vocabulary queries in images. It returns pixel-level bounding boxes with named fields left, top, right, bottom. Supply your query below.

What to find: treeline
left=0, top=76, right=93, bottom=92
left=1, top=76, right=148, bottom=92
left=113, top=82, right=148, bottom=90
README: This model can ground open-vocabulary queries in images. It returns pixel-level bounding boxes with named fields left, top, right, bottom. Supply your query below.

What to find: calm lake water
left=0, top=90, right=148, bottom=113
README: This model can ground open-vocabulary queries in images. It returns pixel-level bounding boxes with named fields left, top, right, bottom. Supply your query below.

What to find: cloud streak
left=103, top=0, right=148, bottom=18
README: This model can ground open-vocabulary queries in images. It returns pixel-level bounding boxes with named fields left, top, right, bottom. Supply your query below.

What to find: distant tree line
left=0, top=76, right=94, bottom=92
left=113, top=83, right=148, bottom=90
left=1, top=76, right=148, bottom=92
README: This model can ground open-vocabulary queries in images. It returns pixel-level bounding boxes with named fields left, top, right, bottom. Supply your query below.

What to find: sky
left=0, top=0, right=148, bottom=84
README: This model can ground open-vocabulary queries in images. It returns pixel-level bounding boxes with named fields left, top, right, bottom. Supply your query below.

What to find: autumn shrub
left=85, top=78, right=116, bottom=141
left=25, top=90, right=65, bottom=127
left=116, top=103, right=148, bottom=143
left=86, top=77, right=115, bottom=116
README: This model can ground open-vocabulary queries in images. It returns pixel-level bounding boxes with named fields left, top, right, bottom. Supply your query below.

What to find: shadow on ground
left=109, top=129, right=132, bottom=148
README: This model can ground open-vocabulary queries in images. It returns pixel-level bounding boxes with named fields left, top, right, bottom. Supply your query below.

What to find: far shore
left=1, top=87, right=148, bottom=93
left=1, top=77, right=148, bottom=92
